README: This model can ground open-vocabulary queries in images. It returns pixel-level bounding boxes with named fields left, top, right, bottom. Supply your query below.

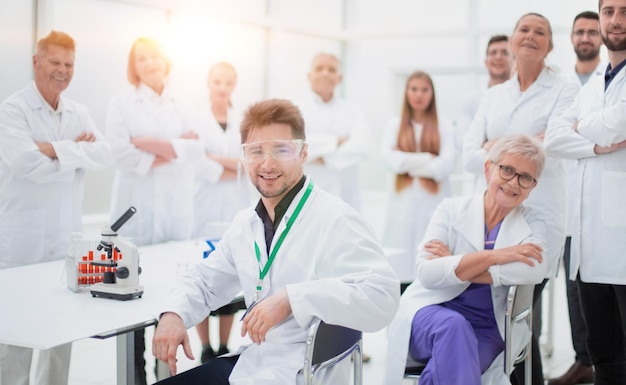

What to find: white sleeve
left=288, top=211, right=400, bottom=333
left=463, top=95, right=490, bottom=175
left=577, top=88, right=626, bottom=147
left=104, top=96, right=155, bottom=177
left=0, top=98, right=75, bottom=183
left=415, top=199, right=466, bottom=289
left=488, top=208, right=548, bottom=287
left=544, top=92, right=597, bottom=160
left=321, top=105, right=370, bottom=170
left=381, top=118, right=433, bottom=174
left=52, top=107, right=112, bottom=171
left=409, top=119, right=457, bottom=181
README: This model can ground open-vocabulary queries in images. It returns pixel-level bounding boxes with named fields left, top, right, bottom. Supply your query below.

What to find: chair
left=303, top=319, right=363, bottom=385
left=504, top=284, right=534, bottom=385
left=404, top=356, right=426, bottom=383
left=403, top=284, right=533, bottom=385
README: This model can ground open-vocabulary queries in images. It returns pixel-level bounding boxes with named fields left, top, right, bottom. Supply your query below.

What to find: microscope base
left=91, top=284, right=144, bottom=301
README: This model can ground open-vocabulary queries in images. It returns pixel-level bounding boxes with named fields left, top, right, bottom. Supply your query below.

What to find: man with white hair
left=297, top=53, right=369, bottom=211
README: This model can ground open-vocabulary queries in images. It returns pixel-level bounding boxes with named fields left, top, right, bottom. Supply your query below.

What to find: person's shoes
left=217, top=345, right=229, bottom=356
left=201, top=346, right=216, bottom=364
left=547, top=361, right=593, bottom=385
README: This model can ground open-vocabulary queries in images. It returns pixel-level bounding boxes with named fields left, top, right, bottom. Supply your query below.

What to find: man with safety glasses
left=152, top=98, right=399, bottom=385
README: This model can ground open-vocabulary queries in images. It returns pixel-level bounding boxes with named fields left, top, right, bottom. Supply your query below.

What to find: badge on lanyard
left=251, top=180, right=313, bottom=302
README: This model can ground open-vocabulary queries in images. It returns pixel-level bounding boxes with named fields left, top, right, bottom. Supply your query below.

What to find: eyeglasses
left=573, top=29, right=600, bottom=38
left=241, top=139, right=304, bottom=164
left=492, top=162, right=537, bottom=189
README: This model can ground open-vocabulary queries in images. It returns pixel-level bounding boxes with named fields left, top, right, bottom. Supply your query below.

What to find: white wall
left=0, top=1, right=34, bottom=102
left=0, top=0, right=603, bottom=214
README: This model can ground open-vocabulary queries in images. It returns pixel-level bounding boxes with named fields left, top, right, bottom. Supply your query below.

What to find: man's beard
left=602, top=29, right=626, bottom=51
left=575, top=45, right=600, bottom=62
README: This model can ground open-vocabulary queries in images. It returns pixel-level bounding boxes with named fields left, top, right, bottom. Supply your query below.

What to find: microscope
left=90, top=207, right=143, bottom=300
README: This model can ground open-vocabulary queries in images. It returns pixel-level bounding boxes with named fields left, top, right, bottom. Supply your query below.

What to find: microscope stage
left=90, top=284, right=144, bottom=301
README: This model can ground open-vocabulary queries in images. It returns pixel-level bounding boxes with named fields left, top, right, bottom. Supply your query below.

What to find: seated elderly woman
left=383, top=134, right=549, bottom=385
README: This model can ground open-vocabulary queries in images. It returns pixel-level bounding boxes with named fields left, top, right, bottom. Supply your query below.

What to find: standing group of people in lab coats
left=381, top=5, right=626, bottom=385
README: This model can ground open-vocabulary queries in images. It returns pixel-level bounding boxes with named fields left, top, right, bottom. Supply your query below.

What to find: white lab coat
left=456, top=87, right=488, bottom=150
left=163, top=177, right=400, bottom=384
left=0, top=82, right=111, bottom=385
left=544, top=65, right=626, bottom=285
left=463, top=68, right=580, bottom=277
left=105, top=84, right=204, bottom=246
left=380, top=116, right=457, bottom=281
left=384, top=194, right=548, bottom=385
left=189, top=105, right=252, bottom=238
left=298, top=92, right=369, bottom=211
left=563, top=61, right=606, bottom=235
left=0, top=82, right=111, bottom=267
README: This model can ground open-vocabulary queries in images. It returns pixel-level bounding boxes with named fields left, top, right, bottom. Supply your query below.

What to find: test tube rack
left=66, top=234, right=123, bottom=292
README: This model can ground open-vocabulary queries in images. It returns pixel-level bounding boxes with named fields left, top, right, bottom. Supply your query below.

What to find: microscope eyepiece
left=111, top=206, right=137, bottom=232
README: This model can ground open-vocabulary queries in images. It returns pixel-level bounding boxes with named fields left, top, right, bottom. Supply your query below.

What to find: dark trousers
left=156, top=356, right=239, bottom=385
left=510, top=279, right=548, bottom=385
left=562, top=236, right=591, bottom=365
left=578, top=280, right=626, bottom=385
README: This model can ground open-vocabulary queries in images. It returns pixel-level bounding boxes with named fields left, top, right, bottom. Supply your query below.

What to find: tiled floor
left=65, top=191, right=587, bottom=384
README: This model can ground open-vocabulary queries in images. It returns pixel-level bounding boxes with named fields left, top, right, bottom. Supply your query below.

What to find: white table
left=0, top=239, right=210, bottom=385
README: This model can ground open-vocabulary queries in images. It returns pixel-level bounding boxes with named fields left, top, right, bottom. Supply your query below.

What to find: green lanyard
left=253, top=180, right=313, bottom=300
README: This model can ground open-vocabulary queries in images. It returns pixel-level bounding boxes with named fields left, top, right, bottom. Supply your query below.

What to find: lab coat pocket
left=601, top=171, right=626, bottom=227
left=0, top=209, right=45, bottom=267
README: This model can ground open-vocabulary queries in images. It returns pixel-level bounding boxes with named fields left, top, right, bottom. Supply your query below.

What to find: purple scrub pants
left=409, top=304, right=504, bottom=385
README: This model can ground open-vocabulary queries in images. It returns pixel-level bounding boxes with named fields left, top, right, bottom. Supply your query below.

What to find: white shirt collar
left=136, top=81, right=173, bottom=102
left=30, top=81, right=64, bottom=114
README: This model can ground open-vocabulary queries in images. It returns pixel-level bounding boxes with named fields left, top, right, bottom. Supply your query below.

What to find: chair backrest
left=504, top=284, right=534, bottom=381
left=303, top=319, right=363, bottom=385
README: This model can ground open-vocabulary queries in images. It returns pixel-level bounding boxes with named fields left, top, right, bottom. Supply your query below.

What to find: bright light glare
left=167, top=12, right=225, bottom=70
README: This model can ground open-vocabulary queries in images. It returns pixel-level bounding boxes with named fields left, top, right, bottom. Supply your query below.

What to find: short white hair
left=487, top=134, right=546, bottom=179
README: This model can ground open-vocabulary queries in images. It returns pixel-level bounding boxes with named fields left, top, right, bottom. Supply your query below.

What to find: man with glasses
left=547, top=10, right=604, bottom=385
left=152, top=99, right=399, bottom=385
left=546, top=0, right=626, bottom=383
left=571, top=11, right=605, bottom=86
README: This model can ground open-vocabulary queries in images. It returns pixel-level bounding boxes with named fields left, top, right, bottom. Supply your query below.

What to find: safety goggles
left=241, top=139, right=304, bottom=164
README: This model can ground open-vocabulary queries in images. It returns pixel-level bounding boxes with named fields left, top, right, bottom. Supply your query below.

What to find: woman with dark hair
left=381, top=70, right=456, bottom=290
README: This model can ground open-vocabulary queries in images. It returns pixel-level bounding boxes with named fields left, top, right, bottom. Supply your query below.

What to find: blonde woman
left=105, top=37, right=203, bottom=384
